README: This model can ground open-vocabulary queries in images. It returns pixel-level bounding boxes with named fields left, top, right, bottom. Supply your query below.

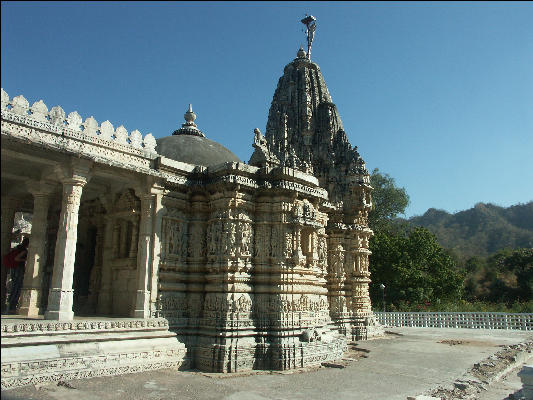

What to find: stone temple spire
left=249, top=48, right=370, bottom=203
left=172, top=104, right=206, bottom=137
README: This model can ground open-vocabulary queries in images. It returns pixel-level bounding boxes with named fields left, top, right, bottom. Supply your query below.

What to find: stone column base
left=17, top=288, right=42, bottom=317
left=351, top=314, right=385, bottom=341
left=194, top=331, right=347, bottom=373
left=132, top=290, right=151, bottom=318
left=44, top=309, right=74, bottom=321
left=45, top=289, right=74, bottom=320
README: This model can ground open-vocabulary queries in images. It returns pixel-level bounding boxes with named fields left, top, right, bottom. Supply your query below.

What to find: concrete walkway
left=2, top=327, right=532, bottom=400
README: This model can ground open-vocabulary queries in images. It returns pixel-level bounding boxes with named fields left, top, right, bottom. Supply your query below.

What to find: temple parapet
left=1, top=88, right=158, bottom=163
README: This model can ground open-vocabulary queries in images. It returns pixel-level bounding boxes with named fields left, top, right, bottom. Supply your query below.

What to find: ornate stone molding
left=1, top=354, right=187, bottom=390
left=1, top=317, right=169, bottom=336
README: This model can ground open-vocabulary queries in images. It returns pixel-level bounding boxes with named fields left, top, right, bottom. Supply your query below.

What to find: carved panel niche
left=161, top=209, right=187, bottom=264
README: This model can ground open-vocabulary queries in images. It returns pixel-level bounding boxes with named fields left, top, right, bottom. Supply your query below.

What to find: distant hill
left=405, top=202, right=533, bottom=259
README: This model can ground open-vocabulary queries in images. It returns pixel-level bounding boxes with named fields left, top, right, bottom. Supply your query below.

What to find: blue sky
left=2, top=2, right=532, bottom=217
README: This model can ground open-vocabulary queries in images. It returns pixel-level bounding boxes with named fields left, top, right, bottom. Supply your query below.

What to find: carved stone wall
left=152, top=171, right=346, bottom=372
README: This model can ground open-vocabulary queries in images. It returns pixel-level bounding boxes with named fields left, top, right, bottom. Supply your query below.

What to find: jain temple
left=0, top=25, right=383, bottom=388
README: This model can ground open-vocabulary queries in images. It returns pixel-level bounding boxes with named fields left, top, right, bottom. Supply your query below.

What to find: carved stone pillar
left=1, top=196, right=18, bottom=309
left=120, top=219, right=128, bottom=258
left=133, top=185, right=163, bottom=318
left=112, top=221, right=120, bottom=258
left=87, top=219, right=104, bottom=312
left=129, top=217, right=139, bottom=259
left=97, top=215, right=115, bottom=314
left=326, top=231, right=350, bottom=334
left=45, top=163, right=90, bottom=320
left=149, top=192, right=164, bottom=315
left=19, top=185, right=54, bottom=316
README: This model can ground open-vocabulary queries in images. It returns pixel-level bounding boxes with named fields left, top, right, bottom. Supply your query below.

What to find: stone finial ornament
left=144, top=133, right=156, bottom=152
left=115, top=125, right=129, bottom=144
left=49, top=106, right=66, bottom=126
left=172, top=104, right=206, bottom=137
left=30, top=100, right=49, bottom=122
left=184, top=104, right=196, bottom=124
left=100, top=120, right=114, bottom=140
left=1, top=88, right=9, bottom=109
left=67, top=111, right=82, bottom=131
left=12, top=95, right=29, bottom=115
left=130, top=129, right=143, bottom=149
left=83, top=116, right=99, bottom=136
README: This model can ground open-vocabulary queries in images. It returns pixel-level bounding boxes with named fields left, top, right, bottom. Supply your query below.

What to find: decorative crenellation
left=1, top=88, right=157, bottom=153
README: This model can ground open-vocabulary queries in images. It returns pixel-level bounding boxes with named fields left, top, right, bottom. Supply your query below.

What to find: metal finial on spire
left=301, top=14, right=316, bottom=60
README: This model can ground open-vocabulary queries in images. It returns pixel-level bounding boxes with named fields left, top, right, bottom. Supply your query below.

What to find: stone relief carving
left=188, top=223, right=206, bottom=258
left=163, top=218, right=186, bottom=257
left=254, top=224, right=270, bottom=259
left=328, top=243, right=345, bottom=277
left=236, top=221, right=253, bottom=257
left=283, top=228, right=293, bottom=258
left=158, top=293, right=187, bottom=311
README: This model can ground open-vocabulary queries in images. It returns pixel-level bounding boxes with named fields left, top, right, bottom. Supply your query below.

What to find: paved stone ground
left=2, top=327, right=532, bottom=400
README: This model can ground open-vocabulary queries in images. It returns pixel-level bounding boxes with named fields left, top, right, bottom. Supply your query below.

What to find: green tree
left=369, top=168, right=410, bottom=231
left=369, top=227, right=464, bottom=310
left=502, top=248, right=533, bottom=301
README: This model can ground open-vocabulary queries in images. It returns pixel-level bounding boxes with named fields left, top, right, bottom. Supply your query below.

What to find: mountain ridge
left=402, top=201, right=533, bottom=259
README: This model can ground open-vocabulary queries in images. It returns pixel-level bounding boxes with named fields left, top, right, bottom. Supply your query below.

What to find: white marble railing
left=374, top=312, right=533, bottom=331
left=1, top=88, right=157, bottom=152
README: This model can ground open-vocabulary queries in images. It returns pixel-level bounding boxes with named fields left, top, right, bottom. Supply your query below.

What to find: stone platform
left=0, top=316, right=189, bottom=390
left=3, top=328, right=532, bottom=400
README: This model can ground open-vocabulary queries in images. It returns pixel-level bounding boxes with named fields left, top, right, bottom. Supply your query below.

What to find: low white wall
left=374, top=312, right=533, bottom=330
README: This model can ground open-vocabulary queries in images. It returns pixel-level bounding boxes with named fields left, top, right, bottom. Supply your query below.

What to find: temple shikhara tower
left=1, top=17, right=382, bottom=389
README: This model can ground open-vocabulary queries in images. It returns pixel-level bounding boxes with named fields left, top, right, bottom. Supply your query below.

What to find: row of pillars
left=1, top=160, right=164, bottom=320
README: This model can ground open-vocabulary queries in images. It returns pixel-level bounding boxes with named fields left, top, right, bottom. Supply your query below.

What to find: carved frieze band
left=1, top=318, right=169, bottom=336
left=1, top=348, right=187, bottom=390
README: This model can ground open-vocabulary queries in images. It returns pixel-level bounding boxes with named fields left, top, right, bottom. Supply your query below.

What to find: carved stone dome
left=156, top=105, right=241, bottom=167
